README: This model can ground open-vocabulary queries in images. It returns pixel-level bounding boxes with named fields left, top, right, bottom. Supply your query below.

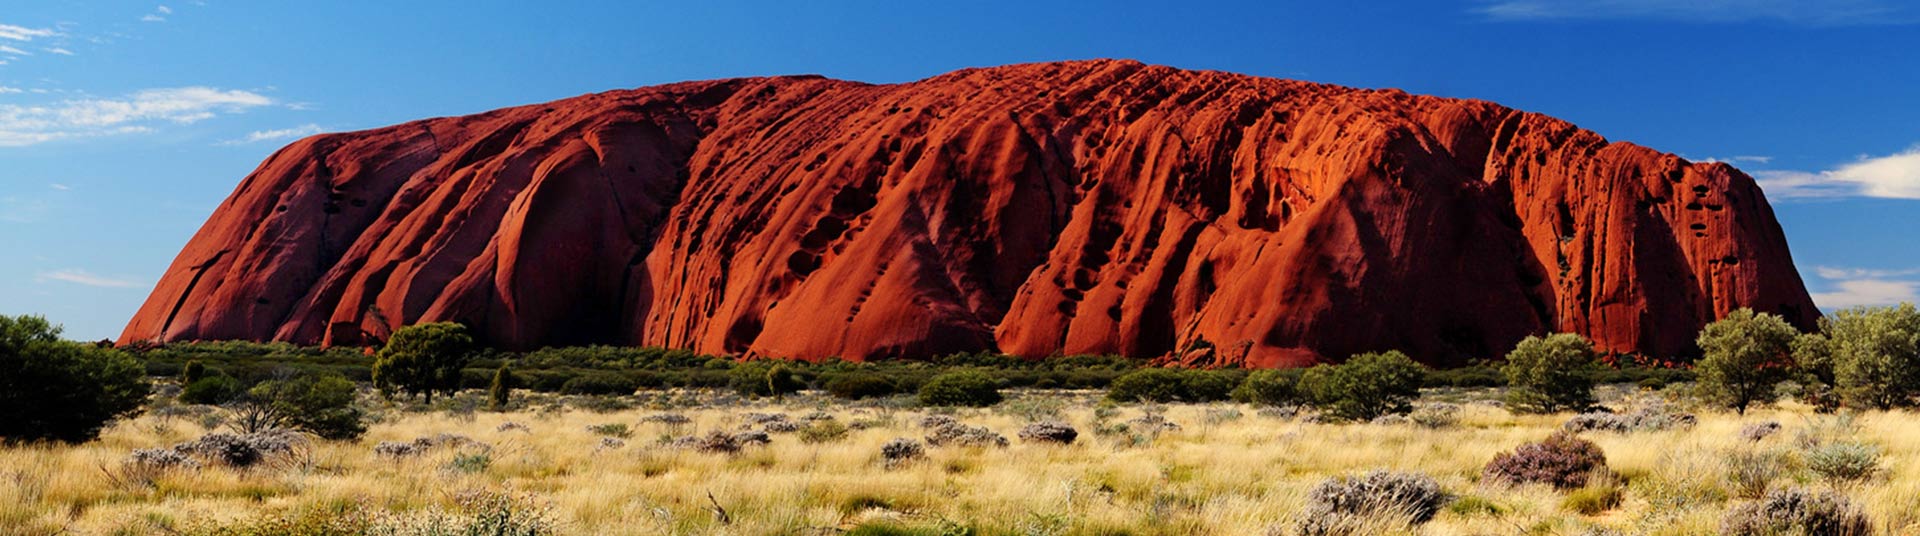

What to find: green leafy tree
left=488, top=364, right=514, bottom=411
left=1298, top=351, right=1427, bottom=421
left=1501, top=333, right=1601, bottom=413
left=372, top=322, right=475, bottom=403
left=918, top=370, right=1003, bottom=407
left=1231, top=369, right=1303, bottom=407
left=1696, top=308, right=1799, bottom=414
left=0, top=315, right=151, bottom=443
left=1821, top=303, right=1920, bottom=409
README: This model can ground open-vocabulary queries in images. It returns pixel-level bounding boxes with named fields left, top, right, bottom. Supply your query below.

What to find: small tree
left=488, top=364, right=514, bottom=411
left=372, top=322, right=475, bottom=403
left=1822, top=303, right=1920, bottom=409
left=1299, top=351, right=1427, bottom=421
left=1501, top=333, right=1600, bottom=413
left=918, top=370, right=1003, bottom=407
left=1696, top=309, right=1798, bottom=414
left=0, top=315, right=151, bottom=443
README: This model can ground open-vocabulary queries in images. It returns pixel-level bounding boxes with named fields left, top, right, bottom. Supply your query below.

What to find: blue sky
left=1, top=0, right=1916, bottom=340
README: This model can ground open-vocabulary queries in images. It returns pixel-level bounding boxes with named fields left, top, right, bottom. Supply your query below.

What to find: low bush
left=560, top=372, right=639, bottom=396
left=1106, top=368, right=1240, bottom=403
left=1741, top=421, right=1784, bottom=442
left=924, top=422, right=1008, bottom=448
left=1721, top=488, right=1872, bottom=536
left=180, top=374, right=244, bottom=405
left=1805, top=442, right=1881, bottom=484
left=823, top=373, right=897, bottom=399
left=799, top=420, right=850, bottom=444
left=1484, top=431, right=1608, bottom=489
left=1230, top=368, right=1302, bottom=406
left=918, top=370, right=1003, bottom=407
left=1295, top=470, right=1449, bottom=536
left=880, top=438, right=925, bottom=468
left=1017, top=421, right=1078, bottom=444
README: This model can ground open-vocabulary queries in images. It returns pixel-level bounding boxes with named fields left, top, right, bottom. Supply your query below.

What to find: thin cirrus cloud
left=1809, top=266, right=1920, bottom=309
left=1474, top=0, right=1918, bottom=25
left=0, top=23, right=60, bottom=42
left=219, top=123, right=325, bottom=146
left=36, top=269, right=145, bottom=289
left=1751, top=146, right=1920, bottom=200
left=0, top=87, right=277, bottom=147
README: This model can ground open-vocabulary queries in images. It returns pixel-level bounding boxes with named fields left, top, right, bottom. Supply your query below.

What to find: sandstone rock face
left=121, top=60, right=1818, bottom=367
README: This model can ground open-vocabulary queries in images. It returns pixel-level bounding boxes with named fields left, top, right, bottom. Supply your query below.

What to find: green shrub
left=1298, top=351, right=1427, bottom=421
left=180, top=374, right=244, bottom=405
left=1232, top=368, right=1302, bottom=406
left=730, top=361, right=806, bottom=398
left=823, top=373, right=897, bottom=399
left=1696, top=309, right=1799, bottom=414
left=244, top=372, right=367, bottom=440
left=1805, top=442, right=1881, bottom=484
left=1501, top=333, right=1600, bottom=413
left=561, top=372, right=638, bottom=396
left=0, top=315, right=151, bottom=443
left=918, top=370, right=1003, bottom=407
left=1106, top=368, right=1240, bottom=403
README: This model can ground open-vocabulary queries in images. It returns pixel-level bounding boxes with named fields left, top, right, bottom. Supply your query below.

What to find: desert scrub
left=1721, top=488, right=1872, bottom=536
left=799, top=420, right=850, bottom=444
left=924, top=422, right=1008, bottom=448
left=1742, top=420, right=1784, bottom=441
left=585, top=422, right=631, bottom=438
left=917, top=370, right=1003, bottom=407
left=880, top=437, right=925, bottom=468
left=1294, top=470, right=1449, bottom=536
left=1484, top=431, right=1608, bottom=489
left=1016, top=421, right=1078, bottom=444
left=1723, top=447, right=1797, bottom=499
left=1805, top=441, right=1881, bottom=484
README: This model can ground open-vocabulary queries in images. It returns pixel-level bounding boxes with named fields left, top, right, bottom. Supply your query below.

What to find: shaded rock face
left=121, top=60, right=1817, bottom=367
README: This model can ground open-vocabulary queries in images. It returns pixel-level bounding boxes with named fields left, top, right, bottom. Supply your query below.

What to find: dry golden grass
left=2, top=387, right=1915, bottom=535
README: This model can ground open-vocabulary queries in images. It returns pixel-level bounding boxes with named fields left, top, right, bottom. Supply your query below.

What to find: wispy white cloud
left=1475, top=0, right=1918, bottom=25
left=156, top=5, right=173, bottom=15
left=48, top=183, right=70, bottom=191
left=1811, top=279, right=1920, bottom=309
left=36, top=269, right=144, bottom=289
left=0, top=23, right=60, bottom=42
left=0, top=86, right=20, bottom=94
left=0, top=44, right=30, bottom=56
left=218, top=123, right=325, bottom=145
left=0, top=87, right=276, bottom=147
left=44, top=47, right=73, bottom=56
left=1751, top=145, right=1920, bottom=200
left=141, top=14, right=166, bottom=23
left=1695, top=155, right=1774, bottom=165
